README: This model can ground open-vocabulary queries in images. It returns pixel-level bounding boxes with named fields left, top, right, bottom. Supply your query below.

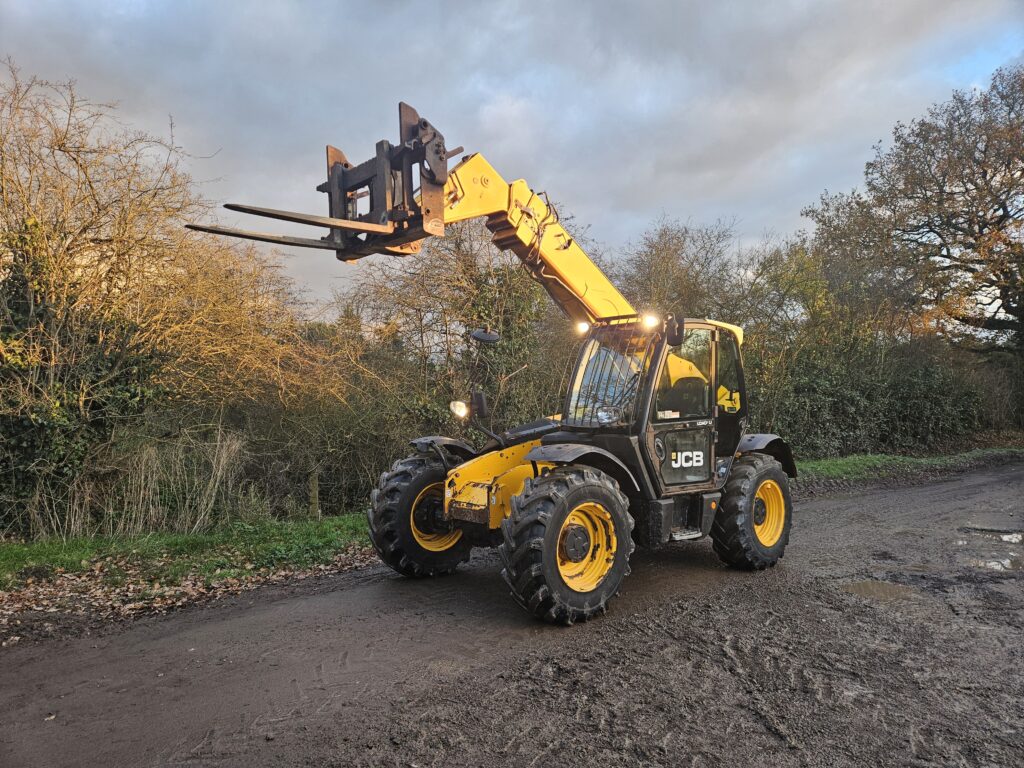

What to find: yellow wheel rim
left=556, top=502, right=617, bottom=593
left=753, top=479, right=786, bottom=547
left=409, top=483, right=462, bottom=552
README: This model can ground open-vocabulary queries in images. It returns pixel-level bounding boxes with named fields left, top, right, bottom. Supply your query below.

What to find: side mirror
left=471, top=389, right=490, bottom=419
left=471, top=327, right=500, bottom=345
left=666, top=316, right=683, bottom=346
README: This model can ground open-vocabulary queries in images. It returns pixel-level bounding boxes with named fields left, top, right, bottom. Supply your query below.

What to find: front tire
left=499, top=466, right=634, bottom=625
left=712, top=453, right=792, bottom=570
left=368, top=454, right=472, bottom=577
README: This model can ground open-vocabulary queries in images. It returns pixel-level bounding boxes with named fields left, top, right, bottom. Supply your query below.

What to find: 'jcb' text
left=670, top=451, right=704, bottom=468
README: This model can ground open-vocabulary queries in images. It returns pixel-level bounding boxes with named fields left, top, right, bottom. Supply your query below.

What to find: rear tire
left=712, top=453, right=792, bottom=570
left=368, top=454, right=472, bottom=577
left=499, top=466, right=634, bottom=625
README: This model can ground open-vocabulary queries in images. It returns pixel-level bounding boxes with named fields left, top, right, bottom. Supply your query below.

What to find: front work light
left=575, top=321, right=591, bottom=335
left=642, top=314, right=660, bottom=330
left=596, top=405, right=623, bottom=425
left=449, top=400, right=469, bottom=420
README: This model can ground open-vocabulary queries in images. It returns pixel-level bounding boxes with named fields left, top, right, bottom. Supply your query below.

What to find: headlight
left=596, top=405, right=623, bottom=425
left=642, top=314, right=660, bottom=330
left=449, top=400, right=469, bottom=420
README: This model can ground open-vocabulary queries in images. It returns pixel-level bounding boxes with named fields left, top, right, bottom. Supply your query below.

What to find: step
left=669, top=528, right=704, bottom=542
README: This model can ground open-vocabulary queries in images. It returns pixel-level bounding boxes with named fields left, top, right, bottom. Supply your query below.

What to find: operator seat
left=658, top=352, right=710, bottom=419
left=662, top=377, right=709, bottom=419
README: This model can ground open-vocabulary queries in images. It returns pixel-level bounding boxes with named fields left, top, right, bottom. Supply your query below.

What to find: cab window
left=717, top=332, right=742, bottom=413
left=654, top=328, right=712, bottom=421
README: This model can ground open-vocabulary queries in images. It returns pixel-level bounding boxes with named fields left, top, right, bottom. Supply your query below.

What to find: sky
left=1, top=0, right=1022, bottom=299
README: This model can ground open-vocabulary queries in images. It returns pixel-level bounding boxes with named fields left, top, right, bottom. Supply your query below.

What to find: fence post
left=309, top=469, right=320, bottom=520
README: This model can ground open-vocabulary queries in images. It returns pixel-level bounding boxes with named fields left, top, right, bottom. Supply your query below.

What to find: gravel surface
left=1, top=463, right=1021, bottom=767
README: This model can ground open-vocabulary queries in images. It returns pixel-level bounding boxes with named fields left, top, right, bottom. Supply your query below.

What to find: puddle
left=956, top=525, right=1023, bottom=572
left=958, top=526, right=1024, bottom=539
left=969, top=557, right=1022, bottom=572
left=842, top=580, right=921, bottom=601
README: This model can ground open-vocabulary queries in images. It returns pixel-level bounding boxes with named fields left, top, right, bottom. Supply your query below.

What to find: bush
left=749, top=340, right=987, bottom=458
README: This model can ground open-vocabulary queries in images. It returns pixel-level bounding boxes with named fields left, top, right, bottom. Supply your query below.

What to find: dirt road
left=2, top=465, right=1022, bottom=767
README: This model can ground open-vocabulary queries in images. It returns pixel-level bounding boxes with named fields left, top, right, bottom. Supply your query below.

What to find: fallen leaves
left=0, top=543, right=377, bottom=647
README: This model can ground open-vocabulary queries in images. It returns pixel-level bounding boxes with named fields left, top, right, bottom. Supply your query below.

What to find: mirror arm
left=461, top=389, right=505, bottom=447
left=469, top=417, right=505, bottom=448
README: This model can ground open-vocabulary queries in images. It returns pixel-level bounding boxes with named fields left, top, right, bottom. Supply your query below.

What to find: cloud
left=1, top=0, right=1022, bottom=297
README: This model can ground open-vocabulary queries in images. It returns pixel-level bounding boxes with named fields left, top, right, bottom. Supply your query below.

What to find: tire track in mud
left=1, top=464, right=1021, bottom=767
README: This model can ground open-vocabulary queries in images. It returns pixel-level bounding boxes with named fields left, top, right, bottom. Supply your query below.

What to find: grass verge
left=796, top=447, right=1024, bottom=483
left=0, top=516, right=369, bottom=592
left=3, top=447, right=1023, bottom=596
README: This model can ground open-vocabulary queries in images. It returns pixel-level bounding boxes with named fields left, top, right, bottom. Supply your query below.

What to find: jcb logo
left=670, top=451, right=704, bottom=468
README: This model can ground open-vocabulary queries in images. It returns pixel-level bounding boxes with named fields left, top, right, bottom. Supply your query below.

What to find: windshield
left=562, top=325, right=657, bottom=428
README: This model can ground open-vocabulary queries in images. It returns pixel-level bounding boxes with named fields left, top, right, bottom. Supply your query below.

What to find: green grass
left=4, top=447, right=1023, bottom=593
left=796, top=447, right=1024, bottom=482
left=0, top=515, right=370, bottom=591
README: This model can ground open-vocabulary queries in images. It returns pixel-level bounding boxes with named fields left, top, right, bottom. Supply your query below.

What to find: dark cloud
left=2, top=0, right=1022, bottom=297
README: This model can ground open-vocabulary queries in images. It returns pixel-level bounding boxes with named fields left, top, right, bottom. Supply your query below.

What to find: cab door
left=647, top=325, right=715, bottom=489
left=714, top=327, right=747, bottom=463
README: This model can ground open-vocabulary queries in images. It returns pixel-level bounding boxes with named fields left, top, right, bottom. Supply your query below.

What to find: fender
left=524, top=443, right=640, bottom=492
left=736, top=433, right=797, bottom=478
left=409, top=436, right=477, bottom=468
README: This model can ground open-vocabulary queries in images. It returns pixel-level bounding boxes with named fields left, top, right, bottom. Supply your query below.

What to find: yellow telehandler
left=189, top=104, right=796, bottom=624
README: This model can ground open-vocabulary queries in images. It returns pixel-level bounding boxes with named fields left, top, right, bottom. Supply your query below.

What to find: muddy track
left=1, top=465, right=1021, bottom=767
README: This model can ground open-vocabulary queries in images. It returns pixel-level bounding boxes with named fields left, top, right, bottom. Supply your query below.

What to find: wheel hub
left=556, top=502, right=617, bottom=593
left=560, top=523, right=592, bottom=563
left=413, top=495, right=445, bottom=533
left=752, top=498, right=767, bottom=526
left=409, top=483, right=462, bottom=552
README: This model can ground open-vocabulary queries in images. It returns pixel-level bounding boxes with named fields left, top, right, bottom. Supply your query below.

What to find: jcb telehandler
left=189, top=104, right=796, bottom=624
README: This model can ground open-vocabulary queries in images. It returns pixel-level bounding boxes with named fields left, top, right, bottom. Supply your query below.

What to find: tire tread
left=367, top=453, right=471, bottom=578
left=711, top=453, right=791, bottom=570
left=499, top=467, right=634, bottom=624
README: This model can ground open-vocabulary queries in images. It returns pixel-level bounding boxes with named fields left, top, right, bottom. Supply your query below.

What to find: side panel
left=634, top=491, right=721, bottom=548
left=488, top=462, right=553, bottom=528
left=444, top=441, right=542, bottom=526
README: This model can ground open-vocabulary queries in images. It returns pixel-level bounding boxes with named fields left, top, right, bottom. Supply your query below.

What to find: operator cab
left=544, top=315, right=747, bottom=496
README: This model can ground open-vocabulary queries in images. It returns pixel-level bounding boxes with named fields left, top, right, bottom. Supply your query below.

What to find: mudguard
left=524, top=443, right=640, bottom=492
left=736, top=433, right=797, bottom=478
left=409, top=436, right=477, bottom=467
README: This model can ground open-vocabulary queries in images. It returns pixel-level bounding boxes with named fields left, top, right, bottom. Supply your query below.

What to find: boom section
left=442, top=153, right=634, bottom=323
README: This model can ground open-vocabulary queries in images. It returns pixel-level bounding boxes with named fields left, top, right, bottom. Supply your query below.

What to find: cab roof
left=590, top=314, right=744, bottom=345
left=701, top=319, right=744, bottom=346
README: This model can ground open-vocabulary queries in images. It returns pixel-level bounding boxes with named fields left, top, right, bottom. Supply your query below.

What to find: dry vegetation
left=1, top=61, right=1022, bottom=542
